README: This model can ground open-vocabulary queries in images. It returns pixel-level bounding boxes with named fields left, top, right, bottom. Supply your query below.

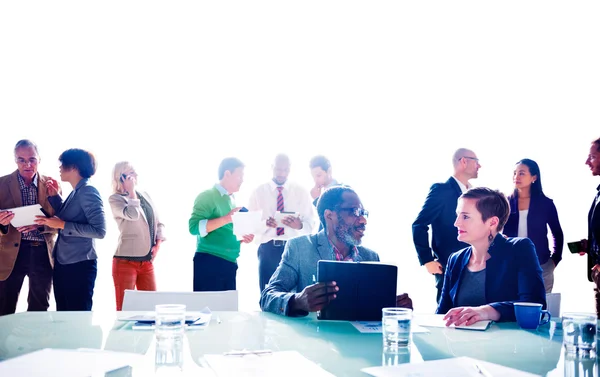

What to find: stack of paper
left=232, top=210, right=263, bottom=240
left=414, top=314, right=492, bottom=331
left=120, top=308, right=212, bottom=330
left=0, top=348, right=145, bottom=377
left=351, top=321, right=430, bottom=334
left=204, top=350, right=335, bottom=377
left=362, top=356, right=539, bottom=377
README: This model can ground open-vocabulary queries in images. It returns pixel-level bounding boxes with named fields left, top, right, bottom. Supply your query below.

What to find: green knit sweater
left=188, top=186, right=240, bottom=263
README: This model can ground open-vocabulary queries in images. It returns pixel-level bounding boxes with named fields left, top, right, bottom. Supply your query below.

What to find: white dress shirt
left=517, top=209, right=529, bottom=238
left=248, top=180, right=317, bottom=244
left=452, top=176, right=472, bottom=194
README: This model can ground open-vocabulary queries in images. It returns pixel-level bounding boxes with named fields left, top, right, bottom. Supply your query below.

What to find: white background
left=1, top=1, right=598, bottom=316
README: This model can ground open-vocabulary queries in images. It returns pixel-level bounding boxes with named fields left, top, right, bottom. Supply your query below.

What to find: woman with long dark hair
left=504, top=158, right=564, bottom=293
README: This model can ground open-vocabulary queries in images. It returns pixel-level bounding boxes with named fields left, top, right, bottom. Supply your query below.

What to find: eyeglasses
left=337, top=207, right=369, bottom=218
left=461, top=156, right=479, bottom=162
left=16, top=158, right=39, bottom=166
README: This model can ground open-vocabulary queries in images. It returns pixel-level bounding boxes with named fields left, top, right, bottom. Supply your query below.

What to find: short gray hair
left=14, top=139, right=39, bottom=156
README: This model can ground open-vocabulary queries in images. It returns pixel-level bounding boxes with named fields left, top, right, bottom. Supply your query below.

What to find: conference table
left=0, top=310, right=597, bottom=376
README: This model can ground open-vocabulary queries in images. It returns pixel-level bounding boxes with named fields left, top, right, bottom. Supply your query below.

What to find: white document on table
left=232, top=210, right=263, bottom=240
left=3, top=204, right=47, bottom=228
left=204, top=350, right=335, bottom=377
left=351, top=321, right=430, bottom=334
left=414, top=314, right=492, bottom=331
left=0, top=348, right=145, bottom=377
left=362, top=356, right=539, bottom=377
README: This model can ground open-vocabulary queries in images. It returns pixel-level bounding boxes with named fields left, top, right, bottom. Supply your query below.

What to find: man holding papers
left=248, top=154, right=316, bottom=293
left=188, top=157, right=254, bottom=291
left=260, top=186, right=412, bottom=316
left=0, top=140, right=59, bottom=315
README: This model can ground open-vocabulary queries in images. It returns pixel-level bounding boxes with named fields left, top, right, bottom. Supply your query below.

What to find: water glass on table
left=155, top=304, right=186, bottom=371
left=562, top=312, right=597, bottom=357
left=382, top=308, right=412, bottom=351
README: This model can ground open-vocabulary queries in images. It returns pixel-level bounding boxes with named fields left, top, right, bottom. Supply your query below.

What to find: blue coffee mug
left=514, top=302, right=551, bottom=329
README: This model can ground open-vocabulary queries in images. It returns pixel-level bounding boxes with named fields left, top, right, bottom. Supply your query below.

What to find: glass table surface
left=0, top=311, right=596, bottom=376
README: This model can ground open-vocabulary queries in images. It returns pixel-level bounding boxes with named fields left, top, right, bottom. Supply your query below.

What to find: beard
left=334, top=218, right=363, bottom=247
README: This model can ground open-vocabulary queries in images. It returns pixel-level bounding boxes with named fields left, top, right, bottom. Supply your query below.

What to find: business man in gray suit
left=260, top=186, right=412, bottom=316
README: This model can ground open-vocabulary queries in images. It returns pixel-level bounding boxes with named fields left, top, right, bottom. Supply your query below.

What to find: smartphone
left=39, top=207, right=51, bottom=218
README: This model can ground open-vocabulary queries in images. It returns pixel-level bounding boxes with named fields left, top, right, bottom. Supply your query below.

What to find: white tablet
left=274, top=211, right=299, bottom=227
left=3, top=204, right=49, bottom=228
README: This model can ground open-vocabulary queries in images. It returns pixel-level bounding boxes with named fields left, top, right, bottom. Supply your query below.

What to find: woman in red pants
left=109, top=161, right=166, bottom=311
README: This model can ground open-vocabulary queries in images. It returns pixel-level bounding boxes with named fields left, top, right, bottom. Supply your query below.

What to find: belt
left=271, top=240, right=286, bottom=247
left=21, top=240, right=45, bottom=247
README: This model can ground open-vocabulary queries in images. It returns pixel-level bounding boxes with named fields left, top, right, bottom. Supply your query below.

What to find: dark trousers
left=54, top=259, right=97, bottom=311
left=593, top=269, right=600, bottom=319
left=193, top=252, right=237, bottom=291
left=0, top=240, right=52, bottom=316
left=435, top=271, right=445, bottom=304
left=257, top=240, right=286, bottom=293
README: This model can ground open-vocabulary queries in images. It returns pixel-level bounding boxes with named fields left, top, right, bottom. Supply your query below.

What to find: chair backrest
left=546, top=292, right=561, bottom=318
left=121, top=290, right=238, bottom=311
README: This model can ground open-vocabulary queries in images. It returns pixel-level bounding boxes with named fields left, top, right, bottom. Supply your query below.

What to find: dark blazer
left=260, top=231, right=380, bottom=316
left=412, top=177, right=467, bottom=267
left=587, top=186, right=600, bottom=282
left=49, top=178, right=106, bottom=265
left=436, top=235, right=546, bottom=322
left=504, top=192, right=564, bottom=266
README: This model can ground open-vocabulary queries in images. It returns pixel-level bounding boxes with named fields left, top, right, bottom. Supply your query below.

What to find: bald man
left=248, top=154, right=317, bottom=293
left=412, top=148, right=481, bottom=303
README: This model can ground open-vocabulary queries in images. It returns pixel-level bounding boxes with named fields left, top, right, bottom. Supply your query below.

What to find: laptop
left=316, top=260, right=397, bottom=321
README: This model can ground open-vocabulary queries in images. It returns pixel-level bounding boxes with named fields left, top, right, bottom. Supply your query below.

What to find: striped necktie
left=276, top=186, right=284, bottom=235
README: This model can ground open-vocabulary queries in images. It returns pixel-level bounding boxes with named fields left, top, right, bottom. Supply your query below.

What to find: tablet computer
left=316, top=260, right=397, bottom=321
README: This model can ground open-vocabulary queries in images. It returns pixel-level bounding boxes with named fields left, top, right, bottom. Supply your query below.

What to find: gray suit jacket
left=259, top=230, right=380, bottom=316
left=49, top=178, right=106, bottom=264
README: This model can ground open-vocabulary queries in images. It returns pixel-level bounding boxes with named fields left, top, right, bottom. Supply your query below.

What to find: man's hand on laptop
left=291, top=282, right=338, bottom=313
left=396, top=293, right=413, bottom=309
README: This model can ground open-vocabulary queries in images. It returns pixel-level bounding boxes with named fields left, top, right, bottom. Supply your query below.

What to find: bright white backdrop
left=1, top=1, right=599, bottom=316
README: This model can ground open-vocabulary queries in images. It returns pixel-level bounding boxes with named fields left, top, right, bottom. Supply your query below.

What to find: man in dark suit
left=584, top=137, right=600, bottom=318
left=0, top=140, right=59, bottom=315
left=412, top=148, right=481, bottom=303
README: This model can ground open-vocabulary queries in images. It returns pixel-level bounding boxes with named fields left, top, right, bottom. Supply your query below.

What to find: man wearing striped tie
left=249, top=154, right=317, bottom=293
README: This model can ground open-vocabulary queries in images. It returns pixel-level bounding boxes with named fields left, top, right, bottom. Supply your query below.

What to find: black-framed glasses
left=337, top=207, right=369, bottom=218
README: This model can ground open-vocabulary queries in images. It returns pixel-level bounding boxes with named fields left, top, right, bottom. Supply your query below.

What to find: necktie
left=276, top=186, right=284, bottom=236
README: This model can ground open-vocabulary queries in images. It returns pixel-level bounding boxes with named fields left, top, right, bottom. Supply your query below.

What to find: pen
left=473, top=363, right=493, bottom=377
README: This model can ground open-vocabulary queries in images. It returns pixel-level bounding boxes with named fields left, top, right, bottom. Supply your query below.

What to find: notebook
left=414, top=314, right=492, bottom=331
left=316, top=260, right=397, bottom=321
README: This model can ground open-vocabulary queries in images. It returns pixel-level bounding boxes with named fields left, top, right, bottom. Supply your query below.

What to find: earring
left=488, top=231, right=493, bottom=242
